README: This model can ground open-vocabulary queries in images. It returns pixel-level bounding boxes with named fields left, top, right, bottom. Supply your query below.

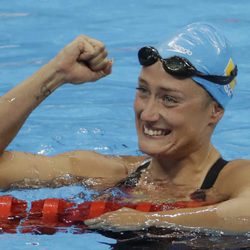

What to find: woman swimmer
left=0, top=23, right=250, bottom=233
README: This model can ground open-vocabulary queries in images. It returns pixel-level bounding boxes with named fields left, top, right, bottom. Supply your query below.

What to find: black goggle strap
left=138, top=47, right=237, bottom=85
left=194, top=65, right=238, bottom=85
left=163, top=56, right=237, bottom=85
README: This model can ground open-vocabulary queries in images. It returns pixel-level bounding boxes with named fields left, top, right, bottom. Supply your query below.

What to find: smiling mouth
left=143, top=125, right=171, bottom=137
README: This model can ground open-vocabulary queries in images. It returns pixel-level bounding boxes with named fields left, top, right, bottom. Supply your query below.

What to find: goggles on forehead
left=138, top=46, right=237, bottom=85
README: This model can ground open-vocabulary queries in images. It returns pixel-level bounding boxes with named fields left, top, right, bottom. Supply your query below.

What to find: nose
left=140, top=98, right=160, bottom=122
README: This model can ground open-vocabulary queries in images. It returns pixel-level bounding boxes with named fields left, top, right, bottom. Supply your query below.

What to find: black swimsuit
left=116, top=157, right=228, bottom=189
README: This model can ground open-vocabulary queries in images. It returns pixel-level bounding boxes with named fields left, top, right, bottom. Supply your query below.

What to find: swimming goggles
left=138, top=46, right=237, bottom=85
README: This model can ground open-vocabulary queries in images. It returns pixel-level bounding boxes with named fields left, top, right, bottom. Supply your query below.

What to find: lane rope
left=0, top=195, right=208, bottom=234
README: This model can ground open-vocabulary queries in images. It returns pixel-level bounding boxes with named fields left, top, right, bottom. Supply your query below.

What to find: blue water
left=1, top=0, right=250, bottom=249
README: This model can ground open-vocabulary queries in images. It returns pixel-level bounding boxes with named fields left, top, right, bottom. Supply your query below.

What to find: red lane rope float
left=0, top=196, right=27, bottom=233
left=0, top=195, right=208, bottom=234
left=21, top=198, right=75, bottom=234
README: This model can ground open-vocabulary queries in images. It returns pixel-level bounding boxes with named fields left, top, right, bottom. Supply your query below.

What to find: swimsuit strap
left=115, top=159, right=151, bottom=188
left=200, top=157, right=228, bottom=189
left=115, top=157, right=228, bottom=190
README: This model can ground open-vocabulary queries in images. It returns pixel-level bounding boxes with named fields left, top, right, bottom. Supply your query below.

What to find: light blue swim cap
left=157, top=22, right=237, bottom=108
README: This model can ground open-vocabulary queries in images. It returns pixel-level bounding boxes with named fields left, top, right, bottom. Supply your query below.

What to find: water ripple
left=0, top=12, right=29, bottom=17
left=0, top=44, right=20, bottom=49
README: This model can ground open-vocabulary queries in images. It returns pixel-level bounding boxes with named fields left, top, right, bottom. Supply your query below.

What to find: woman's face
left=134, top=61, right=219, bottom=158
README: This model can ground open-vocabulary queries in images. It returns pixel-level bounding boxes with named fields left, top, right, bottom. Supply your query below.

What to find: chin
left=138, top=139, right=170, bottom=157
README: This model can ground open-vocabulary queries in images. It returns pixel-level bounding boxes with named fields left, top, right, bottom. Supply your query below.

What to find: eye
left=136, top=86, right=149, bottom=96
left=162, top=95, right=178, bottom=106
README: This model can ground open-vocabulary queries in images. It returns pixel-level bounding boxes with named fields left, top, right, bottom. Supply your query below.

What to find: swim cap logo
left=168, top=41, right=192, bottom=56
left=224, top=58, right=236, bottom=97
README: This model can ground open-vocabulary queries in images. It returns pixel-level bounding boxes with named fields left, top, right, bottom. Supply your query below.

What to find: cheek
left=168, top=110, right=199, bottom=134
left=176, top=110, right=209, bottom=137
left=133, top=97, right=140, bottom=130
left=134, top=95, right=143, bottom=114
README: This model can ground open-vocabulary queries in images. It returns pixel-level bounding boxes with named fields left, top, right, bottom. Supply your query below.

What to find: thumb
left=102, top=60, right=113, bottom=75
left=89, top=60, right=113, bottom=82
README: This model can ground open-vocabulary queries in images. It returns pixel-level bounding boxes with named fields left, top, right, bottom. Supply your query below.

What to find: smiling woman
left=134, top=65, right=221, bottom=158
left=0, top=22, right=250, bottom=235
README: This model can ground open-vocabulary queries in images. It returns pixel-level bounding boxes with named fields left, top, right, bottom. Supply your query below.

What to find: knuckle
left=90, top=60, right=107, bottom=71
left=97, top=40, right=105, bottom=48
left=77, top=34, right=86, bottom=40
left=96, top=42, right=105, bottom=52
left=103, top=49, right=108, bottom=57
left=99, top=40, right=105, bottom=47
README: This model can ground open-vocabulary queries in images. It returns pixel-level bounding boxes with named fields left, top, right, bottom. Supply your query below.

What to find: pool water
left=1, top=0, right=250, bottom=249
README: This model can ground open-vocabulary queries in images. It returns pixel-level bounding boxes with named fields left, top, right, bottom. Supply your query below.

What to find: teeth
left=144, top=125, right=168, bottom=136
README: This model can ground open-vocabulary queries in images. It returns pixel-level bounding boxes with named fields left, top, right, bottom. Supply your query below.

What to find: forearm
left=0, top=59, right=64, bottom=153
left=152, top=198, right=250, bottom=232
left=0, top=36, right=111, bottom=155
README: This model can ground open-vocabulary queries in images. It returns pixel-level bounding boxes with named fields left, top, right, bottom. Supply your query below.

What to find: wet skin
left=135, top=61, right=219, bottom=157
left=133, top=61, right=224, bottom=187
left=0, top=35, right=250, bottom=232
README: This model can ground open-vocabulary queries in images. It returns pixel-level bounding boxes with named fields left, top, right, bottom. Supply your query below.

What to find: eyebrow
left=138, top=77, right=148, bottom=85
left=138, top=77, right=184, bottom=95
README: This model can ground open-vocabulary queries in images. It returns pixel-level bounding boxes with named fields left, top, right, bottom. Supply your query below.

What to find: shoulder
left=218, top=159, right=250, bottom=179
left=214, top=159, right=250, bottom=197
left=119, top=155, right=149, bottom=174
left=50, top=151, right=150, bottom=183
left=0, top=150, right=148, bottom=188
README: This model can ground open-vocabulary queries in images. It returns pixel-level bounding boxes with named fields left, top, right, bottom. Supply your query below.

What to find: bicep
left=0, top=150, right=128, bottom=189
left=0, top=149, right=142, bottom=190
left=0, top=151, right=72, bottom=188
left=58, top=150, right=127, bottom=179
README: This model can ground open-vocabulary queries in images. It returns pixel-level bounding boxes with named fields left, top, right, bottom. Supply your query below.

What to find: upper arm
left=0, top=151, right=71, bottom=188
left=0, top=150, right=129, bottom=189
left=214, top=160, right=250, bottom=199
left=58, top=150, right=128, bottom=178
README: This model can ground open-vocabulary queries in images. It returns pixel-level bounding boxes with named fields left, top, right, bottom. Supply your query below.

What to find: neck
left=149, top=144, right=221, bottom=187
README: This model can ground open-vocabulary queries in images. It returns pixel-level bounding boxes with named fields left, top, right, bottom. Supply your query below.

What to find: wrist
left=26, top=60, right=66, bottom=103
left=46, top=59, right=67, bottom=87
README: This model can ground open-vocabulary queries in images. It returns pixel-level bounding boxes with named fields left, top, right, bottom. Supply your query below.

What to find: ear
left=209, top=102, right=224, bottom=125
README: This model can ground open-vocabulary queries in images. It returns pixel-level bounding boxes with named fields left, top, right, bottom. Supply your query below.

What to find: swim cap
left=157, top=22, right=237, bottom=108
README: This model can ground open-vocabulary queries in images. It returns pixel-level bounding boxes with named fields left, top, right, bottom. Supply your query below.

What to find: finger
left=89, top=58, right=110, bottom=72
left=86, top=221, right=120, bottom=231
left=88, top=49, right=108, bottom=68
left=81, top=36, right=106, bottom=59
left=75, top=36, right=96, bottom=61
left=84, top=218, right=102, bottom=226
left=87, top=223, right=105, bottom=230
left=76, top=35, right=105, bottom=61
left=79, top=49, right=108, bottom=72
left=102, top=60, right=113, bottom=75
left=84, top=36, right=106, bottom=51
left=78, top=44, right=105, bottom=62
left=85, top=219, right=113, bottom=230
left=86, top=60, right=112, bottom=82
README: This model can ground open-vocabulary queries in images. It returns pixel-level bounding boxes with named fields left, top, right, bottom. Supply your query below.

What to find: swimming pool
left=1, top=0, right=250, bottom=249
